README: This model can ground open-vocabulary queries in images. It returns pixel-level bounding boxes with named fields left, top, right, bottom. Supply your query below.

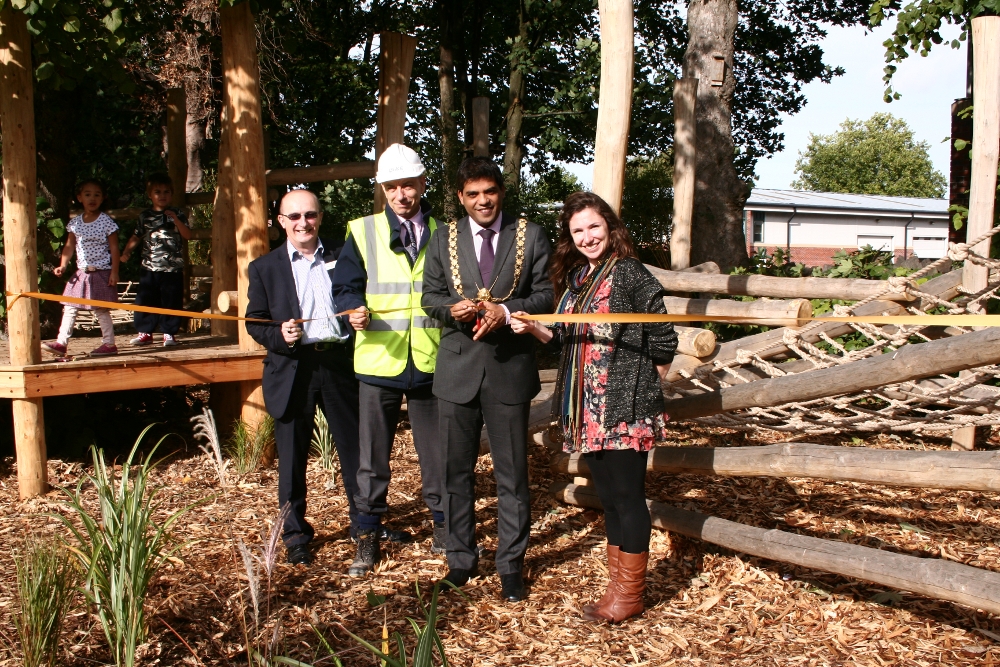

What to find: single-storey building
left=743, top=189, right=950, bottom=266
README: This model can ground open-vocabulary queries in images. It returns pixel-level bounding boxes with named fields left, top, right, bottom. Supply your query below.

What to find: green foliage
left=310, top=409, right=336, bottom=475
left=792, top=113, right=947, bottom=198
left=13, top=536, right=79, bottom=667
left=520, top=165, right=582, bottom=241
left=814, top=244, right=912, bottom=280
left=735, top=247, right=806, bottom=278
left=226, top=416, right=276, bottom=475
left=54, top=428, right=199, bottom=667
left=621, top=154, right=674, bottom=248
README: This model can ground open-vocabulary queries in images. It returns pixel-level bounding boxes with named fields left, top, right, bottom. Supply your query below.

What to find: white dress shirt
left=287, top=240, right=347, bottom=344
left=467, top=212, right=510, bottom=322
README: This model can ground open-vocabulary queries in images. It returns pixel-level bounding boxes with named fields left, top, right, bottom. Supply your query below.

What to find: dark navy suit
left=245, top=238, right=361, bottom=545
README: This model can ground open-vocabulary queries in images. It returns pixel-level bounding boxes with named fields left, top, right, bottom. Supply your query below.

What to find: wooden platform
left=0, top=333, right=264, bottom=398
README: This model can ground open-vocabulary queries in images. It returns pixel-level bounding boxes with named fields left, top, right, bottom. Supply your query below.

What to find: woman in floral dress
left=511, top=191, right=677, bottom=622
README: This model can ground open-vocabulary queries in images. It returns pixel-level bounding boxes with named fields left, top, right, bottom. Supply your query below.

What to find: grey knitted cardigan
left=549, top=257, right=678, bottom=428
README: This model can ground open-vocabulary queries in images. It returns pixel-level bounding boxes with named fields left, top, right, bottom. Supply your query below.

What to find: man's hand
left=281, top=319, right=303, bottom=346
left=450, top=299, right=477, bottom=323
left=349, top=306, right=370, bottom=331
left=473, top=301, right=506, bottom=340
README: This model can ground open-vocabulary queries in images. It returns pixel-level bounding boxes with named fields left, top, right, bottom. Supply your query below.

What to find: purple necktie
left=478, top=228, right=495, bottom=287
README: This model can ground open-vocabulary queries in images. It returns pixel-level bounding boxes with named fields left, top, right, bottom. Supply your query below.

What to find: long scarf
left=557, top=255, right=618, bottom=442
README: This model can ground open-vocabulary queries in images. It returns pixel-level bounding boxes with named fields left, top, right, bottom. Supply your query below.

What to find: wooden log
left=186, top=191, right=215, bottom=206
left=221, top=1, right=269, bottom=432
left=554, top=443, right=1000, bottom=492
left=647, top=264, right=915, bottom=302
left=374, top=32, right=417, bottom=214
left=166, top=88, right=190, bottom=305
left=662, top=270, right=964, bottom=383
left=189, top=227, right=212, bottom=240
left=663, top=295, right=812, bottom=327
left=675, top=326, right=716, bottom=358
left=1, top=7, right=47, bottom=499
left=472, top=96, right=490, bottom=157
left=664, top=326, right=1000, bottom=421
left=552, top=481, right=1000, bottom=616
left=679, top=261, right=719, bottom=274
left=218, top=290, right=239, bottom=314
left=189, top=265, right=212, bottom=278
left=266, top=161, right=375, bottom=187
left=670, top=78, right=697, bottom=270
left=591, top=0, right=633, bottom=214
left=211, top=92, right=238, bottom=339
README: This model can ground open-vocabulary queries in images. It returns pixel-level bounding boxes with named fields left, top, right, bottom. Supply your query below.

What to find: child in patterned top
left=119, top=173, right=192, bottom=347
left=41, top=179, right=121, bottom=357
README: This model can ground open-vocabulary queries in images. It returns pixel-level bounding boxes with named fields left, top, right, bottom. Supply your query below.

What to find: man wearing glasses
left=245, top=188, right=362, bottom=566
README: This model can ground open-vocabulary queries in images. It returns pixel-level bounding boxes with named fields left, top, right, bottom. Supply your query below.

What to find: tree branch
left=522, top=110, right=587, bottom=118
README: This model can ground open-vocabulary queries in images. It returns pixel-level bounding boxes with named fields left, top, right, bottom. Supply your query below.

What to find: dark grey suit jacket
left=422, top=214, right=553, bottom=405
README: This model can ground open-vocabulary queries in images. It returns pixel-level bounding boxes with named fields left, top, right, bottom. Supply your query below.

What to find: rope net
left=671, top=226, right=1000, bottom=435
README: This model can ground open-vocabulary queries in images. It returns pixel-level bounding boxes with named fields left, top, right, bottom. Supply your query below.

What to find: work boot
left=583, top=544, right=620, bottom=615
left=348, top=530, right=380, bottom=578
left=431, top=521, right=447, bottom=554
left=582, top=550, right=647, bottom=623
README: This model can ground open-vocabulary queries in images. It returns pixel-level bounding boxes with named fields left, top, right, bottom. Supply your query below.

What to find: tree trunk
left=439, top=43, right=461, bottom=221
left=185, top=109, right=205, bottom=193
left=683, top=0, right=749, bottom=271
left=503, top=1, right=529, bottom=214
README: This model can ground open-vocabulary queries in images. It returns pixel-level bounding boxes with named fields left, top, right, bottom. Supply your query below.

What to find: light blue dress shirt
left=286, top=240, right=347, bottom=344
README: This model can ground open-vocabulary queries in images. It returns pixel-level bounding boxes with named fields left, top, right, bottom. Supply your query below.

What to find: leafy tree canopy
left=792, top=112, right=947, bottom=198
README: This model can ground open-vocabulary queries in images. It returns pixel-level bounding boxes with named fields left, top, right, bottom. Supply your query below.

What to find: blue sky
left=565, top=21, right=966, bottom=193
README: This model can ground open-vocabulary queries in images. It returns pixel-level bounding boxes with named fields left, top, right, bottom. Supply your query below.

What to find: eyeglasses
left=280, top=211, right=320, bottom=221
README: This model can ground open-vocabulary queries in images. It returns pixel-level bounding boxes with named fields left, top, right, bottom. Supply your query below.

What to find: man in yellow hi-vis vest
left=332, top=144, right=445, bottom=577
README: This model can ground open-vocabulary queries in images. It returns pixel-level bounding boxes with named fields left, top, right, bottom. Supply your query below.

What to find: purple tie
left=478, top=228, right=496, bottom=287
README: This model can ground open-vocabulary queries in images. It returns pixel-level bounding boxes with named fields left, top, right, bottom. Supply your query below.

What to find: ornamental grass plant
left=227, top=415, right=276, bottom=475
left=55, top=428, right=200, bottom=667
left=12, top=536, right=79, bottom=667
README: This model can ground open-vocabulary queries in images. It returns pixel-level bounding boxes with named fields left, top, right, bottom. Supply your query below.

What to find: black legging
left=584, top=448, right=651, bottom=554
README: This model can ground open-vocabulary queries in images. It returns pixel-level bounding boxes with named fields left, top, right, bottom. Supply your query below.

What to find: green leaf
left=62, top=17, right=80, bottom=32
left=366, top=587, right=386, bottom=607
left=34, top=61, right=54, bottom=81
left=102, top=7, right=122, bottom=33
left=899, top=522, right=926, bottom=534
left=954, top=138, right=968, bottom=151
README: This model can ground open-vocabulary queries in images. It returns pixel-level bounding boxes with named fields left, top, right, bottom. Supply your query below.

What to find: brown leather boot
left=583, top=544, right=620, bottom=615
left=582, top=550, right=647, bottom=622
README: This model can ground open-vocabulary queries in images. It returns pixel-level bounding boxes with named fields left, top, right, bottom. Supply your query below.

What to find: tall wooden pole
left=953, top=16, right=1000, bottom=451
left=591, top=0, right=634, bottom=214
left=166, top=88, right=190, bottom=307
left=221, top=2, right=269, bottom=430
left=670, top=78, right=698, bottom=270
left=472, top=96, right=490, bottom=157
left=0, top=7, right=47, bottom=498
left=373, top=32, right=417, bottom=213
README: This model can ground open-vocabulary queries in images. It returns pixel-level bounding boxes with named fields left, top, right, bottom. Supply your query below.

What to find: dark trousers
left=355, top=383, right=444, bottom=519
left=439, top=382, right=530, bottom=575
left=134, top=269, right=184, bottom=335
left=274, top=348, right=361, bottom=546
left=584, top=449, right=651, bottom=554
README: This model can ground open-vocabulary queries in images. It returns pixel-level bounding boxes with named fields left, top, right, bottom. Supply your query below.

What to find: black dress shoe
left=500, top=573, right=526, bottom=602
left=438, top=568, right=476, bottom=589
left=286, top=544, right=312, bottom=566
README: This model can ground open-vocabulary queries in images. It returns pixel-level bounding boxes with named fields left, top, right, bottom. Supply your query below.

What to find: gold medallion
left=476, top=287, right=492, bottom=302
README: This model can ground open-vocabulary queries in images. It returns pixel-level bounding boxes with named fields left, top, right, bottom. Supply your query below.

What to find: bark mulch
left=2, top=420, right=1000, bottom=666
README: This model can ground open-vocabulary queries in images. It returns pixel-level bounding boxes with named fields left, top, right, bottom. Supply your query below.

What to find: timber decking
left=0, top=333, right=264, bottom=398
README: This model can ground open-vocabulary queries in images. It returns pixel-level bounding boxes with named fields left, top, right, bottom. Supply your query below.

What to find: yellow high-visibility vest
left=347, top=211, right=441, bottom=376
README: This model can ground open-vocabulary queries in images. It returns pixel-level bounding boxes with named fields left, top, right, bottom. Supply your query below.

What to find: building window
left=752, top=211, right=765, bottom=243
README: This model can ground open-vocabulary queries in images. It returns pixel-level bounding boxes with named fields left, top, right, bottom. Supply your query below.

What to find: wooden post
left=670, top=78, right=697, bottom=270
left=373, top=32, right=418, bottom=213
left=166, top=88, right=190, bottom=307
left=221, top=1, right=269, bottom=431
left=591, top=0, right=634, bottom=214
left=952, top=16, right=1000, bottom=451
left=0, top=7, right=47, bottom=499
left=472, top=96, right=490, bottom=157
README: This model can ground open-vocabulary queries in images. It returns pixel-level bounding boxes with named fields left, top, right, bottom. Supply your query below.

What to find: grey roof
left=746, top=189, right=949, bottom=216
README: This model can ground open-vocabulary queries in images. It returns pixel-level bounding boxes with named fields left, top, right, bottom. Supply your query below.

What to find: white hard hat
left=376, top=143, right=426, bottom=183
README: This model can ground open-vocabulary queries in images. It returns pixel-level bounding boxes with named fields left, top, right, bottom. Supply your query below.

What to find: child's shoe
left=90, top=343, right=118, bottom=357
left=162, top=334, right=179, bottom=347
left=130, top=332, right=153, bottom=346
left=41, top=341, right=67, bottom=356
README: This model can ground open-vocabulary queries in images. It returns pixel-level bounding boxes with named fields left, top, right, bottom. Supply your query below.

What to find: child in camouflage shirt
left=120, top=173, right=192, bottom=347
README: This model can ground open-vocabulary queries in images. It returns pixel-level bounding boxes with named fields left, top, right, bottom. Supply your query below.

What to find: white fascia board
left=745, top=206, right=948, bottom=220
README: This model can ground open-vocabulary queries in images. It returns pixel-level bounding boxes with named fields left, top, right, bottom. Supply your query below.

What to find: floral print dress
left=560, top=265, right=670, bottom=454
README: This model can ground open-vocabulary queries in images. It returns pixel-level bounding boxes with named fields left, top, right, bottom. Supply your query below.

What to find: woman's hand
left=53, top=265, right=66, bottom=277
left=656, top=363, right=671, bottom=383
left=510, top=312, right=554, bottom=343
left=108, top=270, right=119, bottom=287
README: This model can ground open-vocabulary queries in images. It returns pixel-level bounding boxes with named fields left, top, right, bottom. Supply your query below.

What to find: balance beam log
left=664, top=325, right=1000, bottom=421
left=551, top=481, right=1000, bottom=616
left=218, top=290, right=239, bottom=314
left=663, top=296, right=812, bottom=328
left=647, top=265, right=916, bottom=302
left=265, top=161, right=375, bottom=186
left=675, top=326, right=716, bottom=358
left=552, top=443, right=1000, bottom=492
